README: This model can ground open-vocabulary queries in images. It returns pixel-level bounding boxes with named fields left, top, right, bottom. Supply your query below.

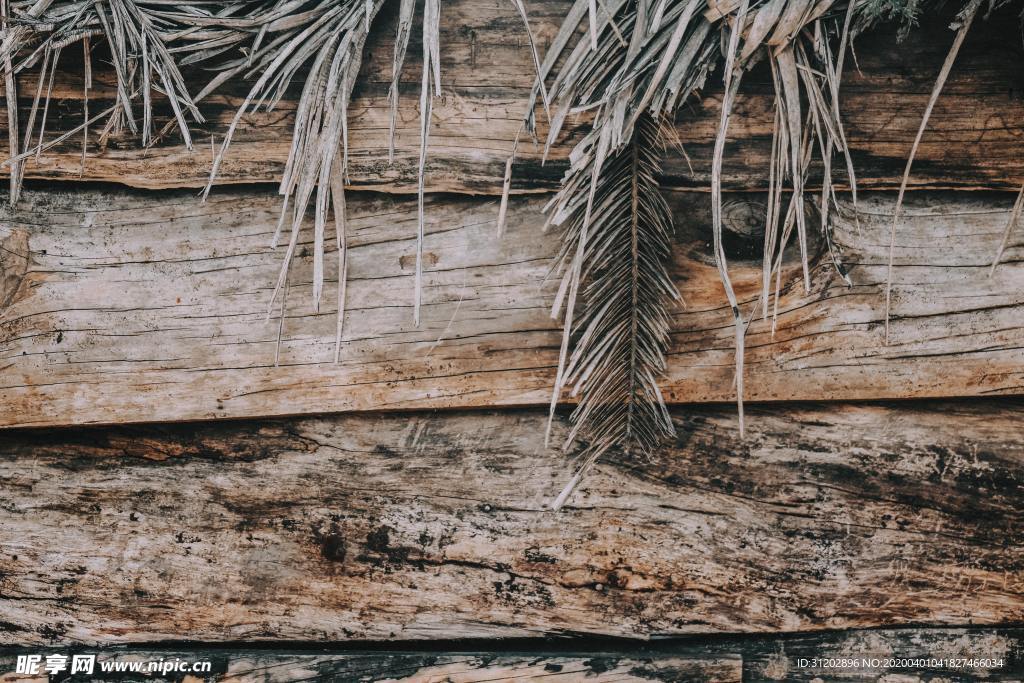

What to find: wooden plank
left=0, top=653, right=742, bottom=682
left=2, top=187, right=1023, bottom=428
left=0, top=402, right=1021, bottom=644
left=2, top=3, right=1024, bottom=193
left=0, top=628, right=1020, bottom=680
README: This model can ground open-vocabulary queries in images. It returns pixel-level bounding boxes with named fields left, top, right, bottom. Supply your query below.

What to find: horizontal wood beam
left=0, top=402, right=1021, bottom=644
left=2, top=188, right=1022, bottom=428
left=0, top=628, right=1020, bottom=681
left=1, top=3, right=1023, bottom=193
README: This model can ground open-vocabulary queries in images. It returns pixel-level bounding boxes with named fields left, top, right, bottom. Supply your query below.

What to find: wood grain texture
left=2, top=187, right=1023, bottom=428
left=0, top=402, right=1021, bottom=644
left=0, top=628, right=1020, bottom=681
left=2, top=3, right=1024, bottom=193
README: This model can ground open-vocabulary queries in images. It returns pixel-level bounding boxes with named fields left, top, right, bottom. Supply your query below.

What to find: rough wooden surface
left=0, top=401, right=1021, bottom=645
left=0, top=628, right=1020, bottom=681
left=2, top=3, right=1023, bottom=193
left=2, top=187, right=1023, bottom=427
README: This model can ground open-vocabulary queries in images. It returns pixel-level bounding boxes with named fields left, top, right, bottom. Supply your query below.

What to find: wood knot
left=721, top=198, right=767, bottom=262
left=677, top=196, right=824, bottom=272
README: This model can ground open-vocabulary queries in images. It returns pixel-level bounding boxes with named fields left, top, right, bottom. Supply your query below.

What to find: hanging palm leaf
left=0, top=0, right=215, bottom=201
left=528, top=0, right=715, bottom=506
left=199, top=0, right=546, bottom=339
left=547, top=114, right=678, bottom=510
left=201, top=0, right=385, bottom=359
left=525, top=0, right=964, bottom=504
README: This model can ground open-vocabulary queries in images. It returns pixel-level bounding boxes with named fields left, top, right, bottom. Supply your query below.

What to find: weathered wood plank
left=2, top=187, right=1023, bottom=427
left=2, top=3, right=1024, bottom=193
left=0, top=628, right=1020, bottom=681
left=0, top=402, right=1021, bottom=644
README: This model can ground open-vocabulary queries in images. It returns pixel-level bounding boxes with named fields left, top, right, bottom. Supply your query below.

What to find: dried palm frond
left=198, top=0, right=545, bottom=341
left=203, top=0, right=383, bottom=333
left=414, top=0, right=440, bottom=327
left=528, top=0, right=871, bottom=503
left=526, top=0, right=1007, bottom=506
left=0, top=0, right=214, bottom=201
left=2, top=0, right=21, bottom=203
left=188, top=0, right=388, bottom=344
left=547, top=114, right=678, bottom=510
left=389, top=0, right=545, bottom=326
left=530, top=0, right=719, bottom=505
